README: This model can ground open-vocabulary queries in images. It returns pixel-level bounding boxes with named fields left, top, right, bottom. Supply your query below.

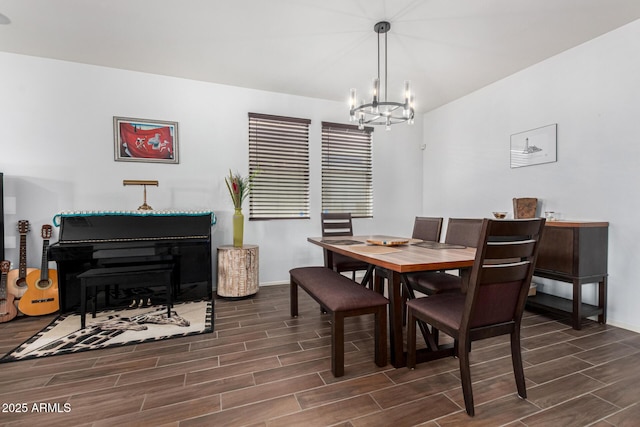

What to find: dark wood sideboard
left=527, top=220, right=608, bottom=330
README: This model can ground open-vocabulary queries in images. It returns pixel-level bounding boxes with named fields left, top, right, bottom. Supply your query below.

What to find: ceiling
left=1, top=0, right=640, bottom=113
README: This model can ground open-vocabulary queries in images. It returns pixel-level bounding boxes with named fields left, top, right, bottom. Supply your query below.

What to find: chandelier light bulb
left=408, top=93, right=415, bottom=124
left=349, top=88, right=357, bottom=121
left=404, top=80, right=412, bottom=118
left=372, top=78, right=380, bottom=113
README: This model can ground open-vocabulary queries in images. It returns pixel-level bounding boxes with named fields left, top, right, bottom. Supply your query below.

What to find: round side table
left=217, top=244, right=259, bottom=298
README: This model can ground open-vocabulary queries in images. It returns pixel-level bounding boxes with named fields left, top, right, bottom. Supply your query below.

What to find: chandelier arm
left=353, top=101, right=405, bottom=111
left=362, top=116, right=411, bottom=125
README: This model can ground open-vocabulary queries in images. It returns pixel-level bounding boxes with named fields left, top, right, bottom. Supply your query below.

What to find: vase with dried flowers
left=225, top=170, right=252, bottom=247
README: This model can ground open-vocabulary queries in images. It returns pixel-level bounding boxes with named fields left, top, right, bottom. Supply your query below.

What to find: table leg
left=460, top=268, right=471, bottom=293
left=323, top=249, right=334, bottom=269
left=361, top=264, right=375, bottom=288
left=388, top=271, right=405, bottom=368
left=400, top=273, right=438, bottom=351
left=388, top=270, right=454, bottom=367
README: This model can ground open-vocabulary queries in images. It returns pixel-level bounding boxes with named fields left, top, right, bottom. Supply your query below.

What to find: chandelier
left=349, top=21, right=415, bottom=130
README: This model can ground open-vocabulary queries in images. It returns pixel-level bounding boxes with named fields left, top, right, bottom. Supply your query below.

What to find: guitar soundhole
left=31, top=298, right=55, bottom=304
left=36, top=279, right=53, bottom=290
left=15, top=278, right=27, bottom=288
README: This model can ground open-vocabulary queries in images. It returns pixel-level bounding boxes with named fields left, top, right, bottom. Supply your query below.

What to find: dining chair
left=411, top=216, right=443, bottom=242
left=406, top=218, right=545, bottom=416
left=374, top=216, right=443, bottom=298
left=404, top=218, right=483, bottom=296
left=320, top=212, right=372, bottom=287
left=513, top=197, right=538, bottom=219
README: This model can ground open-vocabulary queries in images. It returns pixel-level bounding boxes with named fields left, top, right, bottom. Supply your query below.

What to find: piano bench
left=77, top=264, right=174, bottom=329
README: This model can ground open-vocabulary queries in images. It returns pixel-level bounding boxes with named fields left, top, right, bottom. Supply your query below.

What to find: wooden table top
left=308, top=235, right=476, bottom=273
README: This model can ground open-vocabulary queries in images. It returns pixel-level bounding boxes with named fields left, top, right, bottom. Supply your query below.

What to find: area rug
left=0, top=300, right=212, bottom=362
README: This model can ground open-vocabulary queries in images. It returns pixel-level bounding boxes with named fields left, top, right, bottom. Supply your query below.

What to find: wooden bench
left=290, top=266, right=388, bottom=377
left=77, top=264, right=174, bottom=329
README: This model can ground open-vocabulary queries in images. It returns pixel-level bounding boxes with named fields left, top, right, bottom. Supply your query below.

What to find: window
left=248, top=113, right=310, bottom=220
left=321, top=122, right=373, bottom=218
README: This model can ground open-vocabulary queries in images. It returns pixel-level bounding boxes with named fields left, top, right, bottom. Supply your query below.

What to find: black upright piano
left=49, top=211, right=214, bottom=313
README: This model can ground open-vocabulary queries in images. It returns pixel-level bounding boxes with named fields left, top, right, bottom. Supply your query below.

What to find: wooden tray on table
left=366, top=237, right=410, bottom=246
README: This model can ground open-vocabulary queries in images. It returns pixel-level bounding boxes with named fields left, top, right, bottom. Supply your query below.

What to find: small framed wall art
left=113, top=116, right=179, bottom=164
left=510, top=123, right=556, bottom=168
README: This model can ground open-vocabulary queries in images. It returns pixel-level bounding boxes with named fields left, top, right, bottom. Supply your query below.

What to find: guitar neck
left=1, top=260, right=10, bottom=300
left=18, top=234, right=27, bottom=278
left=40, top=240, right=50, bottom=281
left=0, top=274, right=6, bottom=299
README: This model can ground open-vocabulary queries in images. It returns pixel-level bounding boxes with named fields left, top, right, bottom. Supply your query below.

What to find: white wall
left=422, top=19, right=640, bottom=331
left=1, top=52, right=424, bottom=285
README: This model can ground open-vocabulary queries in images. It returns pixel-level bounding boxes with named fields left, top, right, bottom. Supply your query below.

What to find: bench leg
left=332, top=312, right=345, bottom=377
left=290, top=277, right=299, bottom=317
left=375, top=307, right=388, bottom=367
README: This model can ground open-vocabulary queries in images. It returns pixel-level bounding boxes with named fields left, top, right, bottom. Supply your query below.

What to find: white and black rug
left=0, top=300, right=212, bottom=362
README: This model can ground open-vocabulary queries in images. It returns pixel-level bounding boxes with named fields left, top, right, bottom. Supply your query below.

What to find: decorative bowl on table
left=492, top=211, right=507, bottom=219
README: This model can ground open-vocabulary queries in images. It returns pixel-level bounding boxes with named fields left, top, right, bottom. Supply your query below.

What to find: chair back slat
left=321, top=213, right=354, bottom=237
left=489, top=219, right=542, bottom=236
left=485, top=240, right=537, bottom=259
left=412, top=217, right=443, bottom=241
left=479, top=262, right=531, bottom=284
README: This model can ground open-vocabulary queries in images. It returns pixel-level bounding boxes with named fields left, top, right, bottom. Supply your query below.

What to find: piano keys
left=49, top=211, right=215, bottom=313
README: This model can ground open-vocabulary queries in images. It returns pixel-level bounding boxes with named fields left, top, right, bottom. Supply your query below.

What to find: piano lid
left=53, top=210, right=215, bottom=243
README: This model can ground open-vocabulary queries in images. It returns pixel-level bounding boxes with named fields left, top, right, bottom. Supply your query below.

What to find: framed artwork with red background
left=113, top=116, right=179, bottom=164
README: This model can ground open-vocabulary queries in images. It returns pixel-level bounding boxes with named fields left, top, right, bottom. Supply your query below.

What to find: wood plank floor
left=1, top=284, right=639, bottom=426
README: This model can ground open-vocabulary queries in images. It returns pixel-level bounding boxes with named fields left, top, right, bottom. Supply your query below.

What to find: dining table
left=307, top=235, right=476, bottom=368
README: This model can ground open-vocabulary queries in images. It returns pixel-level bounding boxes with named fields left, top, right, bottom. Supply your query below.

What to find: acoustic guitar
left=19, top=225, right=59, bottom=316
left=0, top=260, right=18, bottom=323
left=7, top=220, right=37, bottom=298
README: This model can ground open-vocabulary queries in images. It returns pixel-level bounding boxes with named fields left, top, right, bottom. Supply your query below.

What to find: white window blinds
left=248, top=113, right=311, bottom=220
left=321, top=122, right=373, bottom=218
